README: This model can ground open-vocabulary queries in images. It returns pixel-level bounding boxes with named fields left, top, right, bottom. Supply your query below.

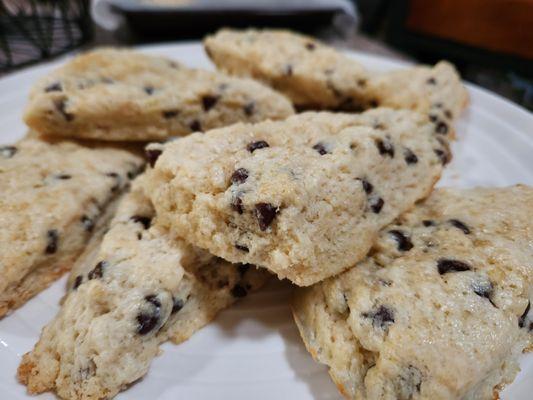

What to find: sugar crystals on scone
left=18, top=178, right=270, bottom=400
left=24, top=48, right=294, bottom=142
left=142, top=109, right=448, bottom=286
left=204, top=28, right=468, bottom=137
left=293, top=186, right=533, bottom=400
left=0, top=136, right=143, bottom=317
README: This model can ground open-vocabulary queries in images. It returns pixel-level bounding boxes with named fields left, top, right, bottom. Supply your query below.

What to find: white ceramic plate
left=0, top=43, right=532, bottom=400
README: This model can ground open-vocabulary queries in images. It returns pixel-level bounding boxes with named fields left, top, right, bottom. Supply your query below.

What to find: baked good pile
left=0, top=28, right=530, bottom=400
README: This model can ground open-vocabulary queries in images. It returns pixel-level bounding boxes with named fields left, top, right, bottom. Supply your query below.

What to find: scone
left=24, top=48, right=294, bottom=141
left=204, top=28, right=468, bottom=136
left=18, top=177, right=271, bottom=400
left=365, top=61, right=469, bottom=138
left=205, top=28, right=370, bottom=111
left=142, top=109, right=448, bottom=286
left=293, top=186, right=533, bottom=400
left=0, top=137, right=144, bottom=317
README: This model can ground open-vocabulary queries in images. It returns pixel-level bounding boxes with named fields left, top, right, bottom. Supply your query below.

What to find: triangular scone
left=142, top=109, right=448, bottom=286
left=18, top=177, right=270, bottom=400
left=0, top=137, right=143, bottom=317
left=24, top=48, right=294, bottom=141
left=293, top=186, right=533, bottom=399
left=204, top=28, right=468, bottom=138
left=205, top=29, right=371, bottom=111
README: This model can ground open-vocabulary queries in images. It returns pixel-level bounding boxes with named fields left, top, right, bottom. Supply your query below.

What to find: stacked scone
left=0, top=28, right=528, bottom=400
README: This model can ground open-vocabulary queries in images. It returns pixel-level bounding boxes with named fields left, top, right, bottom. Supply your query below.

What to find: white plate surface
left=0, top=43, right=532, bottom=400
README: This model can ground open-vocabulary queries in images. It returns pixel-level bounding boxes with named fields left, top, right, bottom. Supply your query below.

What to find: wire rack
left=0, top=0, right=92, bottom=72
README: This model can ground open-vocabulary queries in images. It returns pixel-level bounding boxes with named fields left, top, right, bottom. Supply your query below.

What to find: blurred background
left=1, top=0, right=532, bottom=110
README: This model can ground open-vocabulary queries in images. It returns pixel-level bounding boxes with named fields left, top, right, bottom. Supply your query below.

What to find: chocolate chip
left=0, top=145, right=17, bottom=158
left=375, top=138, right=395, bottom=157
left=284, top=64, right=293, bottom=76
left=255, top=203, right=278, bottom=231
left=144, top=86, right=154, bottom=95
left=369, top=197, right=384, bottom=214
left=437, top=258, right=471, bottom=274
left=131, top=215, right=152, bottom=229
left=362, top=305, right=395, bottom=329
left=235, top=244, right=249, bottom=252
left=237, top=263, right=251, bottom=276
left=369, top=99, right=379, bottom=108
left=448, top=219, right=470, bottom=234
left=56, top=173, right=72, bottom=180
left=231, top=284, right=248, bottom=298
left=373, top=123, right=385, bottom=130
left=189, top=119, right=202, bottom=131
left=472, top=280, right=496, bottom=307
left=88, top=261, right=107, bottom=280
left=136, top=295, right=162, bottom=335
left=358, top=179, right=373, bottom=194
left=426, top=77, right=437, bottom=85
left=336, top=97, right=365, bottom=112
left=398, top=365, right=423, bottom=397
left=202, top=95, right=220, bottom=111
left=389, top=230, right=414, bottom=251
left=231, top=168, right=249, bottom=185
left=404, top=148, right=418, bottom=164
left=247, top=140, right=269, bottom=153
left=435, top=121, right=449, bottom=135
left=162, top=110, right=179, bottom=118
left=312, top=142, right=329, bottom=155
left=81, top=215, right=94, bottom=232
left=305, top=42, right=316, bottom=51
left=168, top=61, right=180, bottom=69
left=231, top=193, right=244, bottom=214
left=444, top=109, right=453, bottom=119
left=172, top=297, right=185, bottom=314
left=54, top=98, right=74, bottom=121
left=434, top=149, right=450, bottom=165
left=357, top=78, right=367, bottom=87
left=45, top=82, right=62, bottom=92
left=518, top=301, right=531, bottom=329
left=422, top=220, right=435, bottom=227
left=243, top=101, right=255, bottom=116
left=105, top=172, right=121, bottom=192
left=145, top=148, right=162, bottom=168
left=73, top=275, right=83, bottom=290
left=45, top=229, right=58, bottom=254
left=429, top=114, right=438, bottom=123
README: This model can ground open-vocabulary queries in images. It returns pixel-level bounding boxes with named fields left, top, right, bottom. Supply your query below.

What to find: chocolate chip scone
left=204, top=28, right=370, bottom=110
left=0, top=137, right=143, bottom=318
left=24, top=48, right=294, bottom=141
left=293, top=186, right=533, bottom=400
left=18, top=178, right=270, bottom=400
left=142, top=109, right=447, bottom=286
left=204, top=29, right=468, bottom=137
left=365, top=61, right=469, bottom=138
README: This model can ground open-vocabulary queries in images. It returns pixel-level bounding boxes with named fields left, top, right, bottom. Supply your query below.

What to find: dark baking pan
left=109, top=0, right=355, bottom=39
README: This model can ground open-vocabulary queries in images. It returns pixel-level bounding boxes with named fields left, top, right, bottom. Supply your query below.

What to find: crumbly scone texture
left=204, top=28, right=370, bottom=110
left=293, top=186, right=533, bottom=400
left=204, top=29, right=468, bottom=138
left=0, top=137, right=143, bottom=318
left=24, top=48, right=294, bottom=141
left=142, top=109, right=448, bottom=286
left=18, top=178, right=270, bottom=400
